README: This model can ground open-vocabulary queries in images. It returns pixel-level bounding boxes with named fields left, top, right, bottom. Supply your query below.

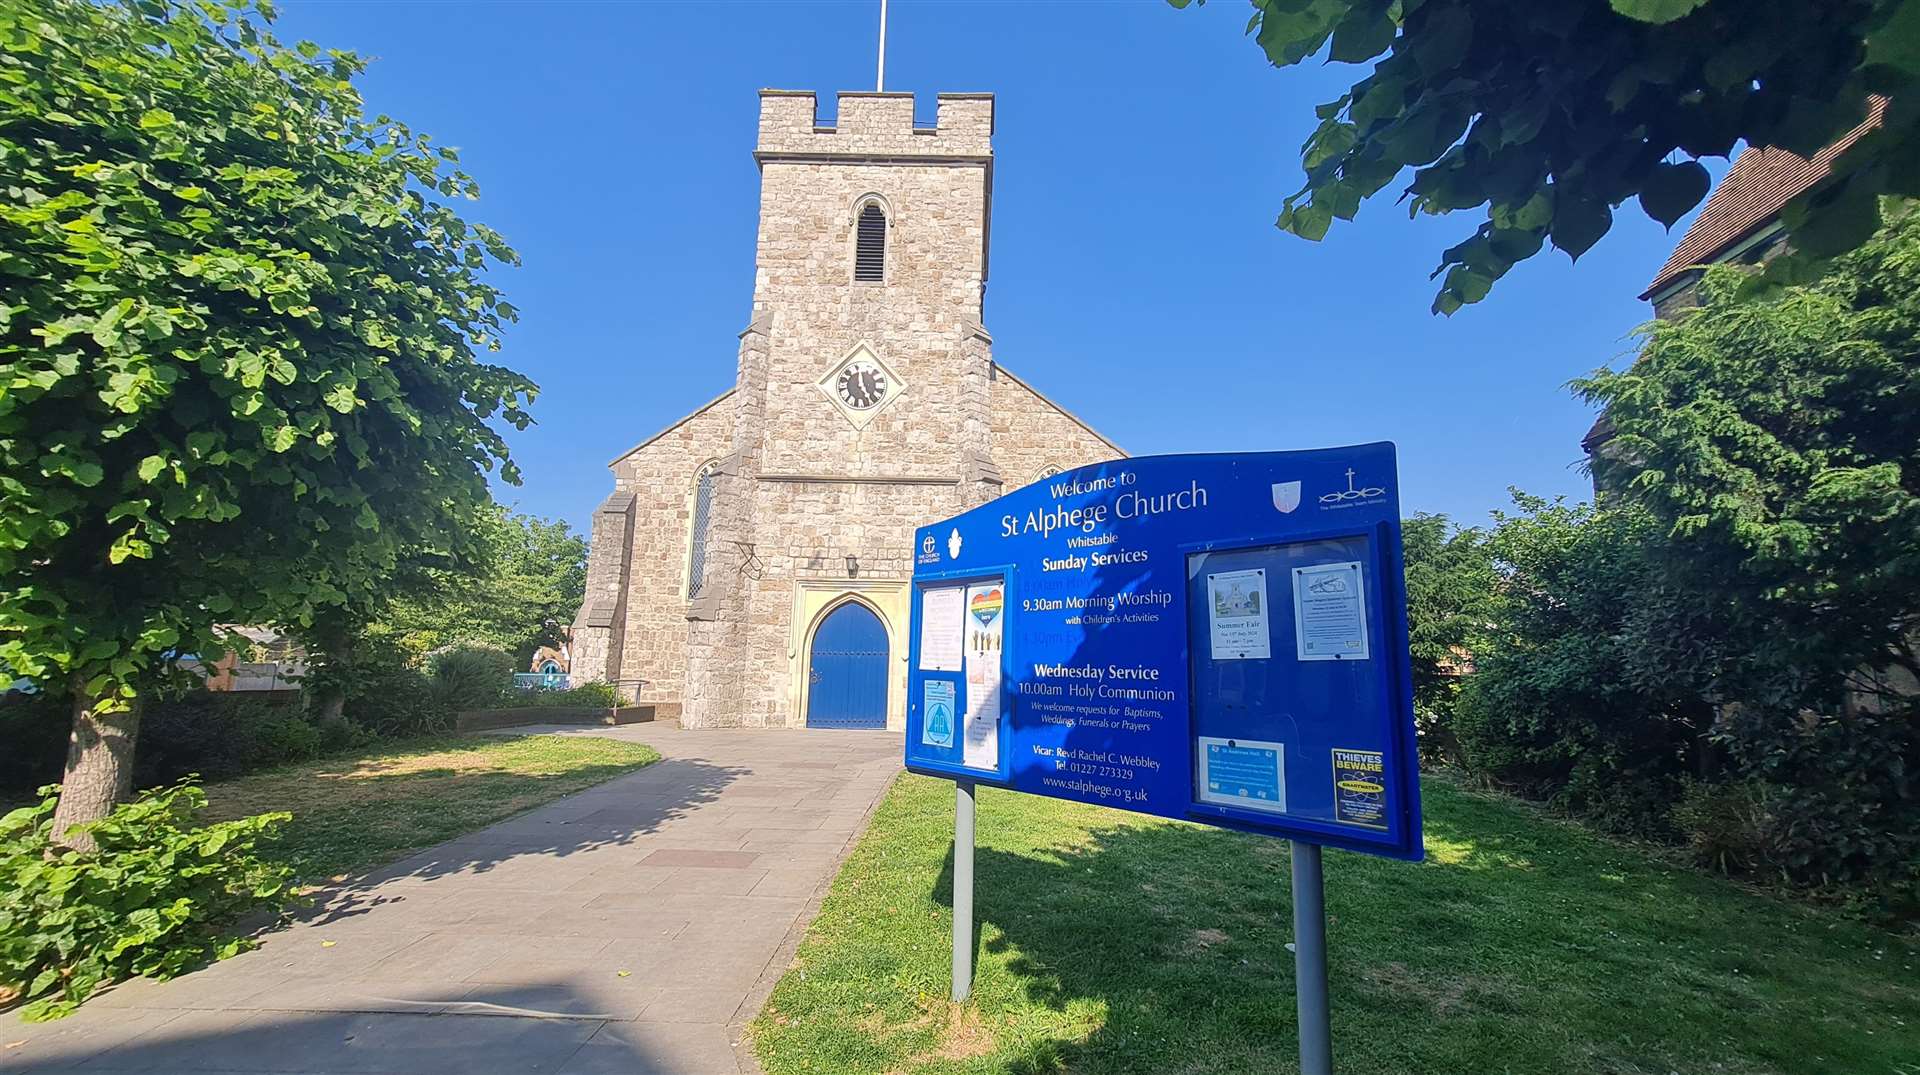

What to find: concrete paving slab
left=76, top=1008, right=603, bottom=1072
left=0, top=1006, right=181, bottom=1074
left=555, top=1020, right=745, bottom=1075
left=573, top=869, right=679, bottom=899
left=747, top=868, right=829, bottom=898
left=536, top=911, right=697, bottom=941
left=7, top=725, right=897, bottom=1075
left=635, top=848, right=761, bottom=869
left=651, top=867, right=770, bottom=896
left=450, top=982, right=658, bottom=1021
left=637, top=985, right=754, bottom=1024
left=737, top=829, right=855, bottom=848
left=237, top=977, right=468, bottom=1015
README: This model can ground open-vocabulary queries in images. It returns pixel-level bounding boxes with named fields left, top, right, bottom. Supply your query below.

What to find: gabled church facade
left=568, top=89, right=1121, bottom=730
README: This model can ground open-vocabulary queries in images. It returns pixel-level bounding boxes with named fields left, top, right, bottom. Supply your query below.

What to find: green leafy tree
left=1400, top=512, right=1496, bottom=763
left=370, top=506, right=588, bottom=666
left=293, top=506, right=584, bottom=730
left=0, top=0, right=532, bottom=847
left=1577, top=202, right=1920, bottom=708
left=1577, top=206, right=1920, bottom=894
left=1452, top=208, right=1920, bottom=894
left=1174, top=0, right=1920, bottom=311
left=1454, top=496, right=1714, bottom=836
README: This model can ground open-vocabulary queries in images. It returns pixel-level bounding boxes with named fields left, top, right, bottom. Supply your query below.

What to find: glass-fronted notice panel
left=1186, top=537, right=1403, bottom=843
left=910, top=575, right=1009, bottom=780
left=905, top=444, right=1422, bottom=860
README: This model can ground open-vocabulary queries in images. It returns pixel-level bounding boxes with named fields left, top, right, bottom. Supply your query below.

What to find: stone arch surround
left=786, top=578, right=910, bottom=731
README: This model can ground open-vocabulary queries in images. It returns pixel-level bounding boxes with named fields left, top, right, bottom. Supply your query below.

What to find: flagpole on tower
left=876, top=0, right=888, bottom=91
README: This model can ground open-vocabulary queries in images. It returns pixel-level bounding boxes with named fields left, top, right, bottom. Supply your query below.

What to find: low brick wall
left=455, top=704, right=660, bottom=732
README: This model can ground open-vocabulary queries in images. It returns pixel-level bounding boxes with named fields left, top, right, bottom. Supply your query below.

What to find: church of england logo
left=917, top=532, right=940, bottom=566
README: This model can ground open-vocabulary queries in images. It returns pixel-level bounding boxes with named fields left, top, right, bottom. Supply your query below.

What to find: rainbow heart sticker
left=970, top=588, right=1003, bottom=626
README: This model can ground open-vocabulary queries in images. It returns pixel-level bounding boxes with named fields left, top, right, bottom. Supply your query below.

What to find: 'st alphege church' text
left=568, top=90, right=1121, bottom=730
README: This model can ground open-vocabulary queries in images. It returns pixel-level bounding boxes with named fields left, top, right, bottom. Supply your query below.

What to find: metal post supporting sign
left=952, top=779, right=975, bottom=1003
left=1291, top=840, right=1333, bottom=1075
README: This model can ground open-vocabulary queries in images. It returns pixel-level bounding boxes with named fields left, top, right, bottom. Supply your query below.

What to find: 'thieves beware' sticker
left=1331, top=748, right=1387, bottom=829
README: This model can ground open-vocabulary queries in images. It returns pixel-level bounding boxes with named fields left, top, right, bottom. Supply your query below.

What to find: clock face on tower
left=836, top=361, right=888, bottom=410
left=817, top=344, right=901, bottom=427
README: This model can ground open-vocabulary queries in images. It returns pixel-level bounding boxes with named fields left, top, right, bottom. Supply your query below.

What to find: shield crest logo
left=1272, top=481, right=1302, bottom=513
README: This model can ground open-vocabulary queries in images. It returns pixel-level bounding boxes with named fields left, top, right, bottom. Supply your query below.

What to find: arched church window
left=686, top=461, right=719, bottom=599
left=854, top=202, right=887, bottom=282
left=1035, top=464, right=1063, bottom=484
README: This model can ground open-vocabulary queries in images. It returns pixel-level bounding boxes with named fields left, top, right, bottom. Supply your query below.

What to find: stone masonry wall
left=757, top=91, right=992, bottom=160
left=991, top=365, right=1125, bottom=491
left=596, top=393, right=733, bottom=703
left=682, top=318, right=773, bottom=728
left=734, top=478, right=965, bottom=727
left=750, top=164, right=988, bottom=479
left=566, top=492, right=631, bottom=689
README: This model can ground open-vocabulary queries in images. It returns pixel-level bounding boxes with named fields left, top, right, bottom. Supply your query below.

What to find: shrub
left=1673, top=779, right=1774, bottom=876
left=345, top=661, right=452, bottom=739
left=0, top=782, right=295, bottom=1021
left=1460, top=491, right=1920, bottom=904
left=0, top=691, right=68, bottom=796
left=1566, top=216, right=1920, bottom=906
left=313, top=714, right=375, bottom=755
left=1400, top=513, right=1496, bottom=768
left=134, top=692, right=319, bottom=786
left=1452, top=498, right=1708, bottom=838
left=249, top=710, right=324, bottom=764
left=6, top=688, right=378, bottom=800
left=520, top=680, right=623, bottom=709
left=426, top=644, right=514, bottom=712
left=1718, top=705, right=1920, bottom=901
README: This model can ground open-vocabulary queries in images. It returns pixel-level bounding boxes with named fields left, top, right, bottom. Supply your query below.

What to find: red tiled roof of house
left=1641, top=97, right=1887, bottom=300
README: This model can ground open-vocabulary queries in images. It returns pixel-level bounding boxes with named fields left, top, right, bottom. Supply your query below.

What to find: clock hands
left=839, top=365, right=885, bottom=408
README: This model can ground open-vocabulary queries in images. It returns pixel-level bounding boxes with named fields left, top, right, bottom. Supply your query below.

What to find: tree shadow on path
left=4, top=977, right=751, bottom=1074
left=279, top=754, right=747, bottom=930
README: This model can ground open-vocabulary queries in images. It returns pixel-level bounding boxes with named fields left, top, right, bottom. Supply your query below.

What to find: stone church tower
left=569, top=90, right=1119, bottom=729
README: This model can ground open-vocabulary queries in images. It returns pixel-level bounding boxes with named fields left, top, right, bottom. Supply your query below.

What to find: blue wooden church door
left=806, top=602, right=889, bottom=729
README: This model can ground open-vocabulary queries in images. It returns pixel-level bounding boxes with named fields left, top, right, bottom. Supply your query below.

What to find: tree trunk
left=50, top=682, right=143, bottom=852
left=308, top=620, right=352, bottom=731
left=312, top=688, right=347, bottom=730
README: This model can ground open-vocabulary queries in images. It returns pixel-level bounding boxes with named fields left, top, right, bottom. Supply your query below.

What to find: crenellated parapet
left=756, top=90, right=993, bottom=162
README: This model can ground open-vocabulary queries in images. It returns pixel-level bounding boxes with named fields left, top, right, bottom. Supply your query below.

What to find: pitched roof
left=1641, top=97, right=1887, bottom=300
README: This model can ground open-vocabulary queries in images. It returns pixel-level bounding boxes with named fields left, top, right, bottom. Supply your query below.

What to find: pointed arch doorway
left=805, top=600, right=890, bottom=729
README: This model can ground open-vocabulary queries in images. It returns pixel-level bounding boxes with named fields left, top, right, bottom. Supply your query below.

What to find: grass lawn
left=203, top=733, right=660, bottom=880
left=752, top=773, right=1920, bottom=1075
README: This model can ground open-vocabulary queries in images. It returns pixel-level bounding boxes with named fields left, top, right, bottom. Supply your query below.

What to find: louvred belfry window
left=854, top=203, right=886, bottom=282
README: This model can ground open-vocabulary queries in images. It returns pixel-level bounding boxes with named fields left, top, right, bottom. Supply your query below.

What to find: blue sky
left=275, top=0, right=1710, bottom=535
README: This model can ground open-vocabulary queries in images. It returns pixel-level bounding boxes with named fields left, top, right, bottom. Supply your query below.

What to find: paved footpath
left=4, top=725, right=901, bottom=1075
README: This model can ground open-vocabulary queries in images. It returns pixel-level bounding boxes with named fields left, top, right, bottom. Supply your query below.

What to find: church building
left=568, top=89, right=1122, bottom=730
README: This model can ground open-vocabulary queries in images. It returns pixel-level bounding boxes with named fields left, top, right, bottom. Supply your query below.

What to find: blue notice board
left=904, top=443, right=1423, bottom=860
